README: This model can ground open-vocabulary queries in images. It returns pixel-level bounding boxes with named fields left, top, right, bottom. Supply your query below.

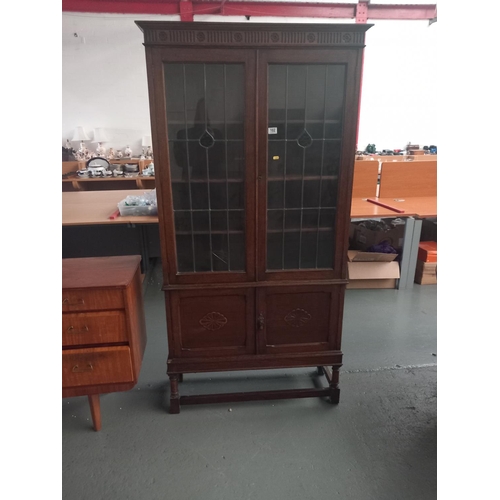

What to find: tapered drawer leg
left=88, top=394, right=102, bottom=431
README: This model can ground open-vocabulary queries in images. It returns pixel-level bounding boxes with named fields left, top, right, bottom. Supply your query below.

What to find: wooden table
left=62, top=190, right=434, bottom=289
left=350, top=197, right=404, bottom=219
left=62, top=190, right=158, bottom=226
left=350, top=197, right=429, bottom=289
left=63, top=191, right=434, bottom=225
left=363, top=196, right=437, bottom=288
left=62, top=190, right=160, bottom=272
left=371, top=196, right=437, bottom=218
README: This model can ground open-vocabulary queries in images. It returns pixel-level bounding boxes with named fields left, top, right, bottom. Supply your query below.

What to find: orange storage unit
left=418, top=241, right=437, bottom=263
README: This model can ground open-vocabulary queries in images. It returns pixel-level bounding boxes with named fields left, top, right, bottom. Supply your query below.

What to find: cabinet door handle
left=257, top=313, right=265, bottom=330
left=62, top=298, right=85, bottom=306
left=67, top=325, right=89, bottom=333
left=72, top=363, right=93, bottom=373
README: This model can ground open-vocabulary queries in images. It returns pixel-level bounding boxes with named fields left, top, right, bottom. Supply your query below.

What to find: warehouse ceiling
left=62, top=1, right=437, bottom=23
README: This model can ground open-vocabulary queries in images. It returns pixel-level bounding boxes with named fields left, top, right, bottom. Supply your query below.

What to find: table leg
left=398, top=217, right=422, bottom=289
left=88, top=394, right=102, bottom=431
left=169, top=374, right=180, bottom=414
left=139, top=225, right=150, bottom=273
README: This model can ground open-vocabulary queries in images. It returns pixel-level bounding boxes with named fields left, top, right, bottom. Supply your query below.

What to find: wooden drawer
left=62, top=311, right=127, bottom=347
left=62, top=346, right=134, bottom=388
left=62, top=288, right=124, bottom=312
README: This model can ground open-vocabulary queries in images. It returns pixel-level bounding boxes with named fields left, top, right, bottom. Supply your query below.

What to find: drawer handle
left=63, top=298, right=85, bottom=306
left=67, top=325, right=89, bottom=333
left=72, top=363, right=93, bottom=373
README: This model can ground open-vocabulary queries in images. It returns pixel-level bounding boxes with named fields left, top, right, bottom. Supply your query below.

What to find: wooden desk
left=62, top=190, right=426, bottom=290
left=62, top=190, right=158, bottom=226
left=369, top=196, right=437, bottom=219
left=364, top=196, right=437, bottom=288
left=62, top=190, right=160, bottom=272
left=350, top=197, right=423, bottom=289
left=350, top=198, right=403, bottom=219
left=63, top=190, right=431, bottom=223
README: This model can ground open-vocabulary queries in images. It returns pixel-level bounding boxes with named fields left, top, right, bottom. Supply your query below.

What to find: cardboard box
left=418, top=241, right=437, bottom=262
left=414, top=260, right=437, bottom=285
left=350, top=219, right=406, bottom=252
left=347, top=251, right=400, bottom=289
left=348, top=250, right=398, bottom=263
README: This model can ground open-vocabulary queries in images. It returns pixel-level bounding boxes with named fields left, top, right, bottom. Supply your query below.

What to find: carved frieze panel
left=141, top=25, right=366, bottom=48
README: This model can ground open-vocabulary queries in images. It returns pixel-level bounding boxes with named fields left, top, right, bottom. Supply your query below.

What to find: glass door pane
left=266, top=64, right=345, bottom=271
left=164, top=63, right=246, bottom=273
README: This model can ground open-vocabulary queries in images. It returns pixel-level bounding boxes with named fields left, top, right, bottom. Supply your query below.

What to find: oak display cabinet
left=136, top=21, right=371, bottom=413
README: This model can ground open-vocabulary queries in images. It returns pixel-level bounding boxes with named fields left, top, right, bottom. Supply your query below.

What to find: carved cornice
left=136, top=22, right=369, bottom=48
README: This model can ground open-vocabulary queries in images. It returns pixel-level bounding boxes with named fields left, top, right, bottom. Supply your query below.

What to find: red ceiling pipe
left=62, top=1, right=436, bottom=21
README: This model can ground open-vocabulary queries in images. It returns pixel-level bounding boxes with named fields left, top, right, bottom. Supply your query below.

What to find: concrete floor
left=62, top=261, right=437, bottom=500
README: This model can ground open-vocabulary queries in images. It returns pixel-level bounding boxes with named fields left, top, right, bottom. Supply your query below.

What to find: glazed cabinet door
left=257, top=49, right=363, bottom=281
left=146, top=48, right=256, bottom=285
left=167, top=288, right=255, bottom=358
left=256, top=285, right=342, bottom=355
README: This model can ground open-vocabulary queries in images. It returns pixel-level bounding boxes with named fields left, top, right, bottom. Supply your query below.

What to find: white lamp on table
left=92, top=128, right=109, bottom=157
left=142, top=135, right=153, bottom=159
left=72, top=126, right=91, bottom=160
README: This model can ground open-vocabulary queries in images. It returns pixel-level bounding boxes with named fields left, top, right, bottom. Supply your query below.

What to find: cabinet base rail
left=168, top=366, right=340, bottom=414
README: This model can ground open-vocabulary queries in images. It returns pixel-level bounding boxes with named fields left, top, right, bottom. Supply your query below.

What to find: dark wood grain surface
left=138, top=21, right=370, bottom=412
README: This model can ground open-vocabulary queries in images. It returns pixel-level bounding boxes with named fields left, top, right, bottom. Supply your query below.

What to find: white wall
left=359, top=19, right=437, bottom=151
left=62, top=12, right=437, bottom=154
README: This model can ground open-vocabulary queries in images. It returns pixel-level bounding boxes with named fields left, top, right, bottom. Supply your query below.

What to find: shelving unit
left=62, top=158, right=155, bottom=191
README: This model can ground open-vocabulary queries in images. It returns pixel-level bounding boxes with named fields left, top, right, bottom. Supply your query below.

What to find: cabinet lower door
left=257, top=285, right=342, bottom=354
left=168, top=288, right=255, bottom=358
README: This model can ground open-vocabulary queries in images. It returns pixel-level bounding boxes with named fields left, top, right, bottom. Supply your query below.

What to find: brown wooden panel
left=62, top=346, right=134, bottom=388
left=170, top=288, right=255, bottom=357
left=378, top=160, right=437, bottom=198
left=167, top=351, right=342, bottom=374
left=124, top=266, right=148, bottom=378
left=62, top=288, right=124, bottom=312
left=352, top=160, right=379, bottom=198
left=258, top=285, right=340, bottom=354
left=62, top=255, right=141, bottom=288
left=62, top=310, right=127, bottom=347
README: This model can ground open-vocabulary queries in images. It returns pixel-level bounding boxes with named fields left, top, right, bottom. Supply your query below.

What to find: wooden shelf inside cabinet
left=267, top=227, right=333, bottom=233
left=268, top=175, right=337, bottom=181
left=136, top=20, right=371, bottom=413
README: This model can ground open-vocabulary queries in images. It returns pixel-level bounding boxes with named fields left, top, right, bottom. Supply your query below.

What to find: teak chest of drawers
left=62, top=255, right=147, bottom=430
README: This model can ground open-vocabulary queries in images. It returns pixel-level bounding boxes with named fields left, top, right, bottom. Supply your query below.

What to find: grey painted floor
left=62, top=261, right=437, bottom=500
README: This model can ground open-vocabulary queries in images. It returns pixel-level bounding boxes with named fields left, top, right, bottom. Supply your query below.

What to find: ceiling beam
left=62, top=1, right=437, bottom=22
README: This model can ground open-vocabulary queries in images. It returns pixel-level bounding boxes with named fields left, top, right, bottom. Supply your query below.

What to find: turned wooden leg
left=88, top=394, right=102, bottom=431
left=317, top=366, right=324, bottom=375
left=178, top=373, right=184, bottom=383
left=329, top=368, right=340, bottom=405
left=169, top=374, right=180, bottom=414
